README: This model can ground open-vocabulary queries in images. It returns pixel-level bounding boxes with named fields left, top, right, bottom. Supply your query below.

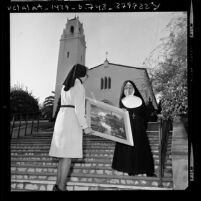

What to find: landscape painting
left=86, top=98, right=134, bottom=146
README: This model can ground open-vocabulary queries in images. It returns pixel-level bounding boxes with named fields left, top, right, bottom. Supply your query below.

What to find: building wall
left=84, top=61, right=158, bottom=109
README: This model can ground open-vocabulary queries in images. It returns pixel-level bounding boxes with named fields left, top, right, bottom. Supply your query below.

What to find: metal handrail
left=10, top=115, right=15, bottom=137
left=158, top=115, right=172, bottom=187
left=158, top=115, right=163, bottom=187
left=10, top=112, right=41, bottom=139
left=25, top=114, right=28, bottom=136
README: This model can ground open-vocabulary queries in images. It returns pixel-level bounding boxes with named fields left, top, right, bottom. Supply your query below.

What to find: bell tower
left=53, top=16, right=86, bottom=117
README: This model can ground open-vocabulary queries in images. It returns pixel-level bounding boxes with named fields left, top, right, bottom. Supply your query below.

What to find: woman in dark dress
left=112, top=80, right=155, bottom=176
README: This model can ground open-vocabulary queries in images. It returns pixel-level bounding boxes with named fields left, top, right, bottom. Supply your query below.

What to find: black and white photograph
left=1, top=0, right=196, bottom=193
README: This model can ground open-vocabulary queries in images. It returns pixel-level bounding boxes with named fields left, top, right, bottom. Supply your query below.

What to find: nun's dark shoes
left=146, top=173, right=157, bottom=177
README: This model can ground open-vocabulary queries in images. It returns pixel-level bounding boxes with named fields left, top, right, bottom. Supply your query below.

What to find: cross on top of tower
left=105, top=51, right=108, bottom=61
left=104, top=51, right=109, bottom=66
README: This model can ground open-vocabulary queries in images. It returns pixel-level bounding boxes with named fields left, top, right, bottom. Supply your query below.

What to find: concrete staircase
left=11, top=122, right=173, bottom=191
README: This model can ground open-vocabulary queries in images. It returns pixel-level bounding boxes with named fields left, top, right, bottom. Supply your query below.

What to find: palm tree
left=41, top=95, right=54, bottom=120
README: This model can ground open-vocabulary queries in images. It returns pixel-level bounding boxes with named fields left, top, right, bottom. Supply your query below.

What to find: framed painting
left=86, top=97, right=134, bottom=146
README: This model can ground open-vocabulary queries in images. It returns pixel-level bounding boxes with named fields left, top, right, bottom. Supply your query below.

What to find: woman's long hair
left=119, top=80, right=145, bottom=108
left=63, top=64, right=88, bottom=91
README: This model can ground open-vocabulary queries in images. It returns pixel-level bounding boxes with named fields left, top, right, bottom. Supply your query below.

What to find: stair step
left=10, top=141, right=160, bottom=148
left=11, top=155, right=171, bottom=167
left=10, top=121, right=174, bottom=191
left=10, top=144, right=161, bottom=151
left=10, top=159, right=173, bottom=177
left=11, top=169, right=173, bottom=181
left=10, top=150, right=160, bottom=159
left=12, top=121, right=160, bottom=130
left=11, top=157, right=172, bottom=167
left=11, top=136, right=161, bottom=142
left=11, top=131, right=161, bottom=140
left=11, top=171, right=173, bottom=190
left=32, top=130, right=160, bottom=136
left=10, top=150, right=165, bottom=156
left=11, top=179, right=172, bottom=191
left=13, top=131, right=161, bottom=138
left=11, top=162, right=172, bottom=177
left=11, top=153, right=172, bottom=164
left=10, top=152, right=172, bottom=165
left=11, top=143, right=162, bottom=150
left=10, top=140, right=160, bottom=147
left=10, top=147, right=160, bottom=154
left=11, top=140, right=160, bottom=146
left=11, top=149, right=115, bottom=155
left=11, top=134, right=159, bottom=144
left=9, top=148, right=163, bottom=155
left=10, top=142, right=163, bottom=150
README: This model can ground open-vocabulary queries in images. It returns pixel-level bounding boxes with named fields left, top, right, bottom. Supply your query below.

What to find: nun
left=112, top=80, right=156, bottom=177
left=49, top=64, right=93, bottom=191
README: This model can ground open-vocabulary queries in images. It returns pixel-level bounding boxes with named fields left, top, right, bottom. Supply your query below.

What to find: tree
left=143, top=13, right=187, bottom=120
left=41, top=95, right=54, bottom=120
left=10, top=83, right=40, bottom=119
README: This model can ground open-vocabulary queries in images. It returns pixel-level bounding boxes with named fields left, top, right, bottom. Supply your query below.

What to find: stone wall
left=171, top=117, right=188, bottom=190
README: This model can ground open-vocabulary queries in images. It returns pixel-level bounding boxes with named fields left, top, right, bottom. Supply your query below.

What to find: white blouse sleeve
left=73, top=80, right=88, bottom=129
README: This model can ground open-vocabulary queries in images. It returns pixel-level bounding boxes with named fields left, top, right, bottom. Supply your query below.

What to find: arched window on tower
left=108, top=77, right=111, bottom=89
left=70, top=26, right=74, bottom=34
left=104, top=77, right=107, bottom=89
left=67, top=52, right=70, bottom=58
left=101, top=78, right=104, bottom=90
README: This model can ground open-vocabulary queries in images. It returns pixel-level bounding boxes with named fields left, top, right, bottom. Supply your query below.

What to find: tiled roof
left=90, top=61, right=147, bottom=71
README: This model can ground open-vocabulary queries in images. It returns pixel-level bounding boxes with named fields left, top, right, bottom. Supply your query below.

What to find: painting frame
left=86, top=97, right=134, bottom=146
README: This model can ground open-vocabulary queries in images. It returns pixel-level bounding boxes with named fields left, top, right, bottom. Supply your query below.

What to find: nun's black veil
left=119, top=80, right=149, bottom=126
left=63, top=64, right=88, bottom=91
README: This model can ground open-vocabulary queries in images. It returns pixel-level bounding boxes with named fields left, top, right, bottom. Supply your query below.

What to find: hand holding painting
left=84, top=91, right=97, bottom=135
left=121, top=108, right=128, bottom=112
left=90, top=91, right=97, bottom=103
left=84, top=127, right=93, bottom=135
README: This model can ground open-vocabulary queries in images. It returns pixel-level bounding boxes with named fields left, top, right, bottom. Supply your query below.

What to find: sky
left=10, top=12, right=182, bottom=105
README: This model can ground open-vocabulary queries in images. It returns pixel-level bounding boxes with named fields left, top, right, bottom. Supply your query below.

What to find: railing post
left=157, top=114, right=163, bottom=187
left=11, top=113, right=15, bottom=138
left=17, top=113, right=22, bottom=138
left=30, top=113, right=34, bottom=136
left=36, top=112, right=40, bottom=133
left=25, top=113, right=28, bottom=136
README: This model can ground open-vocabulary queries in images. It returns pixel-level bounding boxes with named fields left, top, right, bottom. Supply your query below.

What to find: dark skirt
left=112, top=115, right=155, bottom=175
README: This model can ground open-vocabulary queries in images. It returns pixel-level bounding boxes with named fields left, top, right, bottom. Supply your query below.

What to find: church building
left=53, top=16, right=158, bottom=117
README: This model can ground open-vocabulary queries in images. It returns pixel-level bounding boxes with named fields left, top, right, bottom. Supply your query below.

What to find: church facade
left=84, top=60, right=157, bottom=109
left=53, top=17, right=157, bottom=117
